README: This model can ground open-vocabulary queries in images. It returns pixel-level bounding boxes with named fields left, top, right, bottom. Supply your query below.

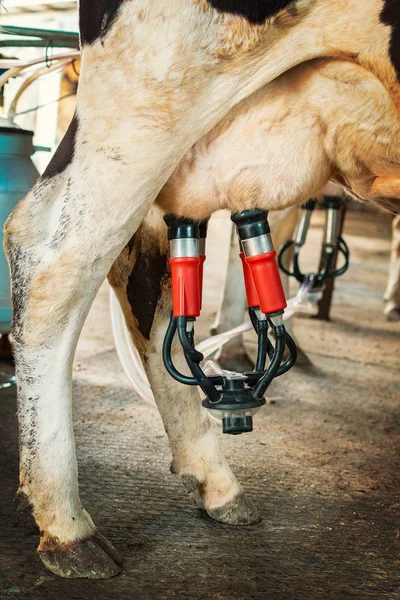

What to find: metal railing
left=0, top=25, right=79, bottom=49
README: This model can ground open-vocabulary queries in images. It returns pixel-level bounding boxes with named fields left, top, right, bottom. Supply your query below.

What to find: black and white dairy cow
left=4, top=0, right=400, bottom=579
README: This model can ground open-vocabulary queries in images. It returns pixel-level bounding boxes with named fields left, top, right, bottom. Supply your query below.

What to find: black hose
left=253, top=327, right=286, bottom=399
left=276, top=331, right=298, bottom=376
left=255, top=321, right=269, bottom=372
left=292, top=248, right=305, bottom=283
left=331, top=237, right=350, bottom=278
left=278, top=240, right=296, bottom=277
left=177, top=320, right=221, bottom=402
left=162, top=316, right=198, bottom=386
left=176, top=317, right=203, bottom=363
left=278, top=240, right=305, bottom=284
left=249, top=307, right=259, bottom=334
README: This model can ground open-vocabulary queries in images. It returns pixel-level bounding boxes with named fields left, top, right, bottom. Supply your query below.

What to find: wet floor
left=0, top=210, right=399, bottom=600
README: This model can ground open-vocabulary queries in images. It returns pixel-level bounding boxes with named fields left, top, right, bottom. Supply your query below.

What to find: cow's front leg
left=4, top=120, right=164, bottom=577
left=109, top=211, right=259, bottom=525
left=6, top=195, right=121, bottom=578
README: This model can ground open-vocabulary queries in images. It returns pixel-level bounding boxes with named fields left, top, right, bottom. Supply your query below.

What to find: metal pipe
left=0, top=25, right=79, bottom=45
left=294, top=209, right=313, bottom=246
left=8, top=59, right=71, bottom=121
left=0, top=39, right=78, bottom=49
left=325, top=207, right=341, bottom=246
left=0, top=52, right=80, bottom=89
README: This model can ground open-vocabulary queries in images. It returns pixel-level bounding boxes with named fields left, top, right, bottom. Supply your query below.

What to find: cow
left=4, top=0, right=400, bottom=579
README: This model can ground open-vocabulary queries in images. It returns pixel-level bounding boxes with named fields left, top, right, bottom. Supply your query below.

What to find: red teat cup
left=245, top=251, right=287, bottom=315
left=199, top=255, right=206, bottom=310
left=239, top=252, right=259, bottom=308
left=169, top=256, right=201, bottom=318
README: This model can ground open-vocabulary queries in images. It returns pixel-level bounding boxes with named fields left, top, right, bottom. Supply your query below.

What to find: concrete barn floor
left=0, top=209, right=399, bottom=600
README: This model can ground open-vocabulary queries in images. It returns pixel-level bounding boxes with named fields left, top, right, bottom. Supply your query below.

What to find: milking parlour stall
left=0, top=1, right=399, bottom=599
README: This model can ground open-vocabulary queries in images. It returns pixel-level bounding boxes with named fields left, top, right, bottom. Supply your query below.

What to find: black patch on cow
left=127, top=233, right=136, bottom=255
left=209, top=0, right=296, bottom=23
left=127, top=246, right=168, bottom=340
left=381, top=0, right=400, bottom=81
left=48, top=180, right=72, bottom=249
left=79, top=0, right=125, bottom=45
left=15, top=489, right=33, bottom=515
left=42, top=114, right=79, bottom=180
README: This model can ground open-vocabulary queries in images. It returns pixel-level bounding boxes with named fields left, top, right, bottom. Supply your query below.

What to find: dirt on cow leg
left=179, top=472, right=259, bottom=525
left=207, top=493, right=260, bottom=526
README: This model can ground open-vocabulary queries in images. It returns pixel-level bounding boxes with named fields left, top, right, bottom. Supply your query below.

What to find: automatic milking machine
left=161, top=198, right=351, bottom=435
left=278, top=197, right=350, bottom=294
left=162, top=210, right=297, bottom=435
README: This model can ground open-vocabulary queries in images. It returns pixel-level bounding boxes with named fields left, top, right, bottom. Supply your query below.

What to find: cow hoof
left=385, top=307, right=400, bottom=322
left=216, top=351, right=254, bottom=373
left=207, top=493, right=260, bottom=525
left=39, top=532, right=122, bottom=579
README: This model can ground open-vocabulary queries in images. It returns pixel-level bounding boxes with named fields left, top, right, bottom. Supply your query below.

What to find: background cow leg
left=109, top=210, right=259, bottom=525
left=211, top=223, right=253, bottom=372
left=211, top=208, right=309, bottom=369
left=384, top=215, right=400, bottom=321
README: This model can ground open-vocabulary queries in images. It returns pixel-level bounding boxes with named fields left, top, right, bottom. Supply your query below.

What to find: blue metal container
left=0, top=118, right=39, bottom=333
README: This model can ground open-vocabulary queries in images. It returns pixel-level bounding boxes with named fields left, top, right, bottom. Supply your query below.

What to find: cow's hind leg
left=109, top=209, right=259, bottom=525
left=4, top=131, right=155, bottom=577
